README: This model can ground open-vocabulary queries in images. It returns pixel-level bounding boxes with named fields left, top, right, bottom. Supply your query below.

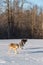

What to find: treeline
left=0, top=5, right=43, bottom=39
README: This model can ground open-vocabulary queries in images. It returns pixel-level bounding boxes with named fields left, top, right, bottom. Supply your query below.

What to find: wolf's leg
left=21, top=47, right=23, bottom=49
left=14, top=49, right=19, bottom=54
left=14, top=50, right=17, bottom=54
left=19, top=46, right=23, bottom=49
left=7, top=47, right=11, bottom=55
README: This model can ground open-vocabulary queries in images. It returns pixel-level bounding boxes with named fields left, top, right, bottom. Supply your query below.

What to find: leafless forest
left=0, top=0, right=43, bottom=39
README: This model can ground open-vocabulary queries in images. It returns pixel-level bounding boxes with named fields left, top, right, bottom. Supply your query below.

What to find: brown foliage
left=0, top=6, right=43, bottom=39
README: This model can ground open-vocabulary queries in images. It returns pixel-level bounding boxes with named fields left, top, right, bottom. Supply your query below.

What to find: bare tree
left=6, top=0, right=10, bottom=38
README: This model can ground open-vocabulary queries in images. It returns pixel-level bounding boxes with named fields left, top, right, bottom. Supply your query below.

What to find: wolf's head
left=19, top=39, right=27, bottom=48
left=21, top=39, right=27, bottom=44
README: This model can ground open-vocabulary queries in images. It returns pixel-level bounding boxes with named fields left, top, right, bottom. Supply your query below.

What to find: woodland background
left=0, top=0, right=43, bottom=39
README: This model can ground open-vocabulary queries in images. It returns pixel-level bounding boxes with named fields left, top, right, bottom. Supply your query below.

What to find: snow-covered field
left=0, top=39, right=43, bottom=65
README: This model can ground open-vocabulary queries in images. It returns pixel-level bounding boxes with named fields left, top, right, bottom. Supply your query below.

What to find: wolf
left=8, top=39, right=27, bottom=54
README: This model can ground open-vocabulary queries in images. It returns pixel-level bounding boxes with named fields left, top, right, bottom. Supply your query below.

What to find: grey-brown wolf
left=8, top=39, right=27, bottom=54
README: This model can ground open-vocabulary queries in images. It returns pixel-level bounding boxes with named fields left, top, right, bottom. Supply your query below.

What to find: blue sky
left=23, top=0, right=43, bottom=10
left=0, top=0, right=43, bottom=7
left=0, top=0, right=43, bottom=13
left=29, top=0, right=43, bottom=7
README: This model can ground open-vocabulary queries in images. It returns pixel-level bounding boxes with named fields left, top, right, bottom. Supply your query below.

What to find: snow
left=0, top=39, right=43, bottom=65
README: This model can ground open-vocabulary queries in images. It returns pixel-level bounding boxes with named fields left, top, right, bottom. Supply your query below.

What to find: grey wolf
left=8, top=39, right=27, bottom=54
